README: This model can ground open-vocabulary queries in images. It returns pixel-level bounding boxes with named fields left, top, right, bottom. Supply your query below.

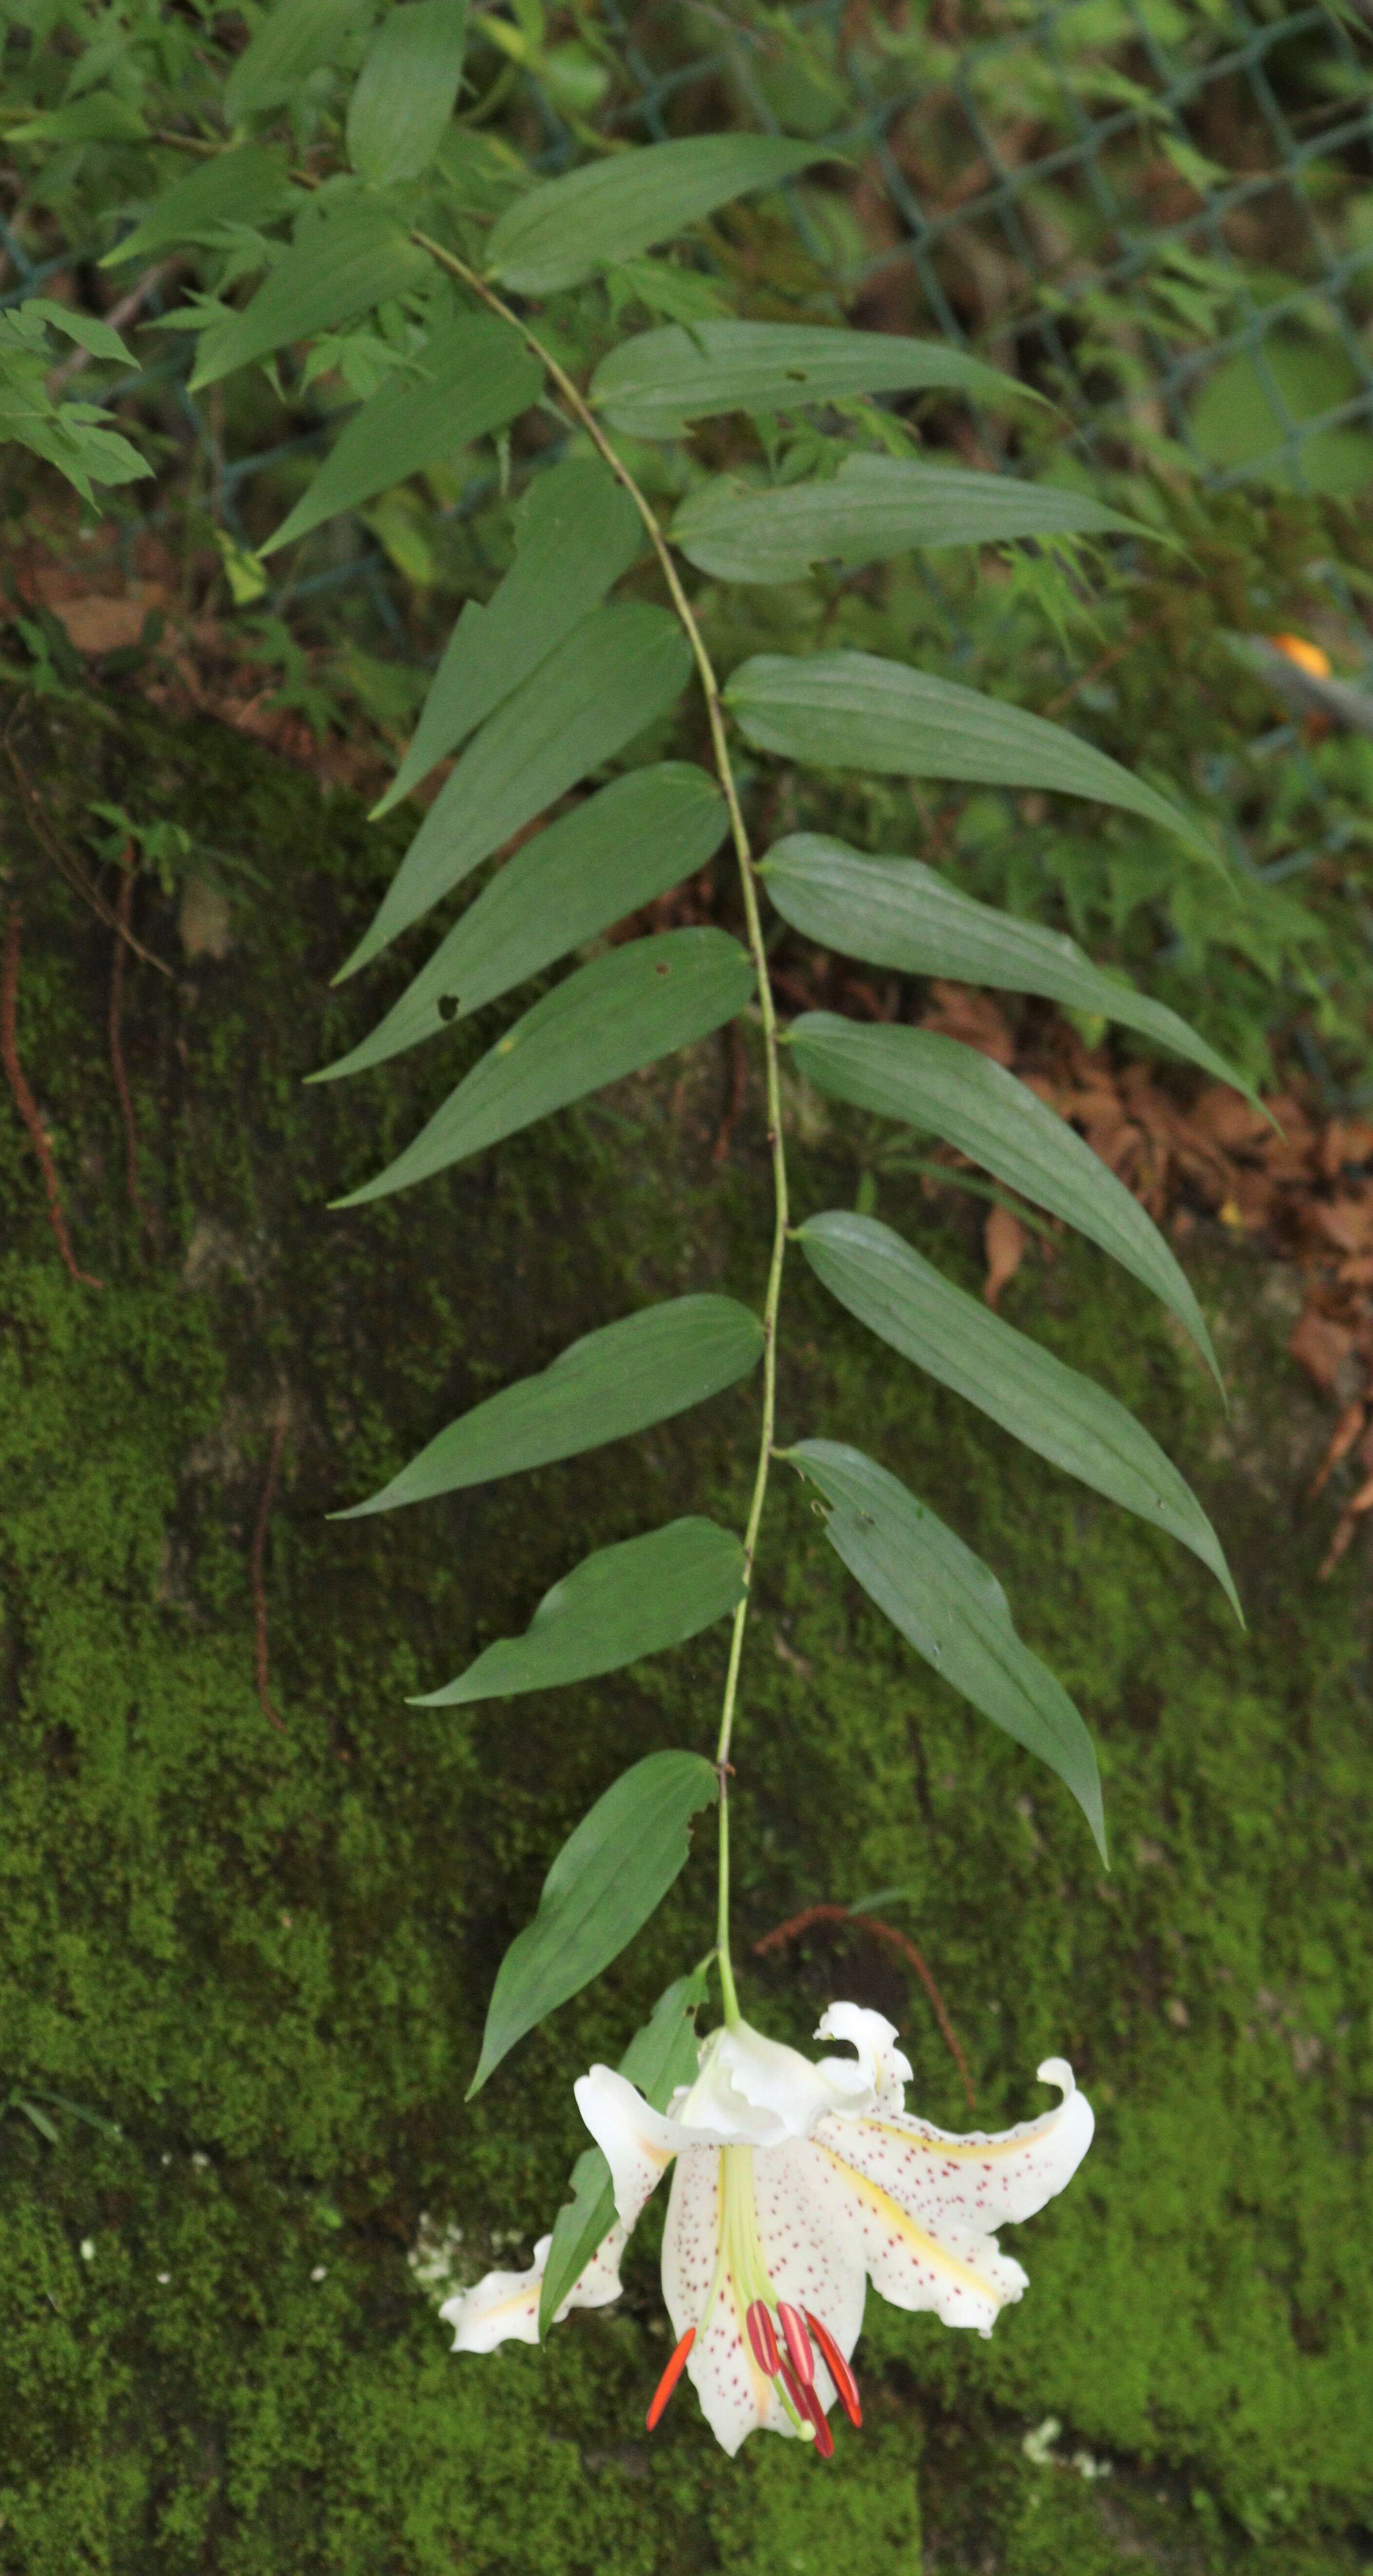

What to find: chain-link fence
left=8, top=0, right=1373, bottom=604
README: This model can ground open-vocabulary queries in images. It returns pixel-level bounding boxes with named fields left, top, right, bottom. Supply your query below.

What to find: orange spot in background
left=1270, top=633, right=1332, bottom=681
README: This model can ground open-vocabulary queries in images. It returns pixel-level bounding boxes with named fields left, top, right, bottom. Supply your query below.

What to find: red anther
left=776, top=2300, right=815, bottom=2388
left=805, top=2309, right=863, bottom=2428
left=746, top=2300, right=780, bottom=2376
left=780, top=2362, right=833, bottom=2458
left=646, top=2326, right=695, bottom=2431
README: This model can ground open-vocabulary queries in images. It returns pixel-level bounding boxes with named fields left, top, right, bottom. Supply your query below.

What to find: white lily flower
left=443, top=2002, right=1093, bottom=2458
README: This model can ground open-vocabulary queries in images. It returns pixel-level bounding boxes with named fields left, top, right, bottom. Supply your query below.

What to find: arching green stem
left=413, top=238, right=791, bottom=2027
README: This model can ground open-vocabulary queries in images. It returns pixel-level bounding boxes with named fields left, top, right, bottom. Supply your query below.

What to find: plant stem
left=413, top=237, right=791, bottom=2026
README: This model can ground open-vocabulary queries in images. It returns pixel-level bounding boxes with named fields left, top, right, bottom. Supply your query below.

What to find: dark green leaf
left=261, top=314, right=540, bottom=555
left=486, top=136, right=831, bottom=297
left=763, top=834, right=1252, bottom=1096
left=467, top=1751, right=719, bottom=2094
left=15, top=2097, right=60, bottom=2144
left=224, top=0, right=343, bottom=119
left=592, top=320, right=1030, bottom=440
left=189, top=202, right=429, bottom=392
left=726, top=651, right=1211, bottom=858
left=11, top=97, right=148, bottom=145
left=338, top=1294, right=764, bottom=1516
left=347, top=0, right=470, bottom=184
left=416, top=1516, right=745, bottom=1704
left=338, top=602, right=693, bottom=977
left=538, top=1965, right=709, bottom=2338
left=672, top=454, right=1143, bottom=583
left=798, top=1209, right=1239, bottom=1613
left=336, top=927, right=754, bottom=1203
left=788, top=1012, right=1220, bottom=1380
left=789, top=1440, right=1105, bottom=1859
left=101, top=147, right=293, bottom=269
left=316, top=764, right=726, bottom=1080
left=371, top=459, right=643, bottom=809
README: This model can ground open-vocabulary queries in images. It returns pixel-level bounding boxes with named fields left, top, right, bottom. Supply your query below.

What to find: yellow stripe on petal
left=862, top=2113, right=1063, bottom=2163
left=813, top=2143, right=1009, bottom=2306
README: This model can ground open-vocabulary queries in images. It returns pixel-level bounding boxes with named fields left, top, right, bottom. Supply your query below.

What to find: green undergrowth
left=1, top=702, right=1371, bottom=2574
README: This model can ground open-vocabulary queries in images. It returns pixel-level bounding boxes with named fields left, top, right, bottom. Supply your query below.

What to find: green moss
left=1, top=703, right=1370, bottom=2571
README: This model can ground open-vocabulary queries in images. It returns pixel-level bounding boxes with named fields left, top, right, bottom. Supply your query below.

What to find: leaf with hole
left=372, top=459, right=643, bottom=810
left=468, top=1751, right=718, bottom=2094
left=101, top=146, right=292, bottom=267
left=789, top=1440, right=1105, bottom=1859
left=592, top=320, right=1030, bottom=440
left=485, top=135, right=832, bottom=296
left=340, top=602, right=693, bottom=976
left=261, top=314, right=540, bottom=556
left=347, top=0, right=470, bottom=184
left=189, top=201, right=430, bottom=391
left=336, top=927, right=754, bottom=1203
left=415, top=1516, right=745, bottom=1704
left=338, top=1294, right=764, bottom=1516
left=726, top=651, right=1211, bottom=858
left=317, top=765, right=727, bottom=1081
left=762, top=834, right=1252, bottom=1096
left=538, top=1965, right=709, bottom=2338
left=671, top=454, right=1145, bottom=583
left=797, top=1209, right=1239, bottom=1613
left=788, top=1013, right=1219, bottom=1380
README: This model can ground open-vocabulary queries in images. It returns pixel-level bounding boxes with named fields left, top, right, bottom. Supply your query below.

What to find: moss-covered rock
left=1, top=704, right=1369, bottom=2572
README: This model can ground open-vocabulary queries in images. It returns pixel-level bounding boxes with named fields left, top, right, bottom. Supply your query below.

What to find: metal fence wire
left=7, top=0, right=1373, bottom=596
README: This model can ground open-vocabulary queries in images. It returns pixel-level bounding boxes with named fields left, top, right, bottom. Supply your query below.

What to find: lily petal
left=575, top=2066, right=684, bottom=2230
left=693, top=2018, right=875, bottom=2137
left=820, top=2056, right=1094, bottom=2234
left=815, top=2001, right=913, bottom=2112
left=441, top=2224, right=626, bottom=2353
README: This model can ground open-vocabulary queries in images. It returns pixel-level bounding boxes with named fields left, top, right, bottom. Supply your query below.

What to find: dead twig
left=4, top=707, right=172, bottom=978
left=250, top=1404, right=290, bottom=1734
left=46, top=260, right=182, bottom=393
left=1, top=905, right=103, bottom=1289
left=754, top=1901, right=976, bottom=2116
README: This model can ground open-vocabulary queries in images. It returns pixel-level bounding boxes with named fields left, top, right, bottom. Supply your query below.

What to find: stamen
left=779, top=2361, right=832, bottom=2458
left=746, top=2299, right=780, bottom=2376
left=805, top=2309, right=863, bottom=2429
left=645, top=2327, right=695, bottom=2432
left=776, top=2300, right=815, bottom=2388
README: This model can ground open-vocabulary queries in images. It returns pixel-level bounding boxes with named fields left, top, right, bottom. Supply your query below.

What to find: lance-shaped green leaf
left=788, top=1012, right=1220, bottom=1381
left=762, top=834, right=1253, bottom=1097
left=339, top=602, right=692, bottom=978
left=592, top=321, right=1028, bottom=441
left=336, top=927, right=754, bottom=1204
left=338, top=1294, right=764, bottom=1515
left=347, top=0, right=469, bottom=185
left=539, top=1965, right=709, bottom=2339
left=261, top=315, right=540, bottom=556
left=224, top=0, right=343, bottom=119
left=316, top=765, right=726, bottom=1081
left=797, top=1210, right=1239, bottom=1615
left=371, top=460, right=643, bottom=811
left=671, top=454, right=1144, bottom=584
left=101, top=146, right=292, bottom=268
left=415, top=1516, right=746, bottom=1704
left=10, top=96, right=149, bottom=145
left=485, top=135, right=831, bottom=297
left=189, top=201, right=430, bottom=391
left=468, top=1750, right=718, bottom=2094
left=788, top=1440, right=1105, bottom=1860
left=726, top=651, right=1211, bottom=859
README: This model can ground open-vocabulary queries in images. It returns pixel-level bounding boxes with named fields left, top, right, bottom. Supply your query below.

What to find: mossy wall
left=1, top=706, right=1370, bottom=2574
